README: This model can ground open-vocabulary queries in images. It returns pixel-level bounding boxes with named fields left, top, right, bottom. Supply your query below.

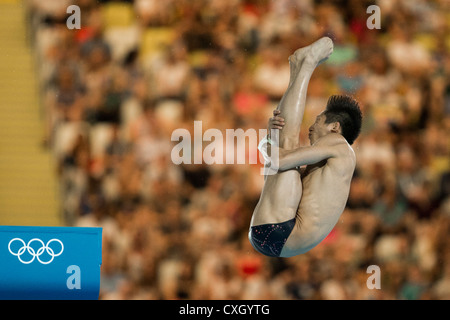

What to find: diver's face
left=308, top=112, right=333, bottom=144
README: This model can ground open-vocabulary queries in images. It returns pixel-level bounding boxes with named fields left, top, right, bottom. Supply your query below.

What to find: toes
left=318, top=37, right=334, bottom=51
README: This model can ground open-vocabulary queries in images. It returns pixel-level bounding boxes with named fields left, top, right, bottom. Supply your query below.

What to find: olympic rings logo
left=8, top=238, right=64, bottom=265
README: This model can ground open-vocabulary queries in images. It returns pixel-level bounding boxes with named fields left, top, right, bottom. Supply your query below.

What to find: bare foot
left=288, top=37, right=333, bottom=82
left=305, top=37, right=334, bottom=66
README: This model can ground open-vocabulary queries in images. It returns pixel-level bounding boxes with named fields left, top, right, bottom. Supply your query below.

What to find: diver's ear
left=329, top=121, right=341, bottom=133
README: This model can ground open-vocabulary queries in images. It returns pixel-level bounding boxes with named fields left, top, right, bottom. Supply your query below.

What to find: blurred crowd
left=25, top=0, right=449, bottom=299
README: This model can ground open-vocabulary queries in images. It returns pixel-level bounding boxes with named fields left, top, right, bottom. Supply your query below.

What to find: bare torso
left=280, top=137, right=356, bottom=257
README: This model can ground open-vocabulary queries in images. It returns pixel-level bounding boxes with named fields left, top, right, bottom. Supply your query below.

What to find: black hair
left=324, top=95, right=362, bottom=145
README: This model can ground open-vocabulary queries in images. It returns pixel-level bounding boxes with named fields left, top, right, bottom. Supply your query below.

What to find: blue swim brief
left=249, top=218, right=296, bottom=257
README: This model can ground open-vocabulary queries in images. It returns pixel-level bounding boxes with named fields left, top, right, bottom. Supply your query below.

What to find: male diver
left=249, top=37, right=362, bottom=257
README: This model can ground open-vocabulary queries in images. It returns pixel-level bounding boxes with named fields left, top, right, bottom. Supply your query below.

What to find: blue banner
left=0, top=226, right=102, bottom=300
